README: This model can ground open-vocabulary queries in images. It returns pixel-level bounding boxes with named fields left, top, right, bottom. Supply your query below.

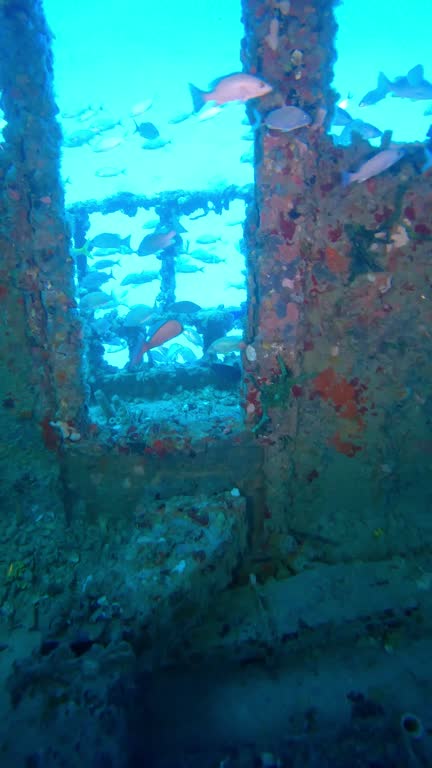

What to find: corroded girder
left=0, top=0, right=86, bottom=434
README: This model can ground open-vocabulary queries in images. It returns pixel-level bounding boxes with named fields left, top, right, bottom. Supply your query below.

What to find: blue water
left=333, top=0, right=432, bottom=144
left=43, top=0, right=248, bottom=201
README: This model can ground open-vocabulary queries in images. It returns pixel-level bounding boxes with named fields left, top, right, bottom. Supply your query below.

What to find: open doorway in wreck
left=42, top=0, right=253, bottom=448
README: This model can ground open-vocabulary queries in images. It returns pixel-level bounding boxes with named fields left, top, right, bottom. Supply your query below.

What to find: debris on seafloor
left=89, top=384, right=242, bottom=449
left=129, top=490, right=248, bottom=650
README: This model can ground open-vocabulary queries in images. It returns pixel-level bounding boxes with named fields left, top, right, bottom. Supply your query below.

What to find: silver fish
left=95, top=166, right=127, bottom=178
left=195, top=234, right=221, bottom=244
left=78, top=107, right=103, bottom=123
left=175, top=261, right=204, bottom=273
left=88, top=116, right=122, bottom=133
left=89, top=233, right=131, bottom=250
left=123, top=304, right=154, bottom=327
left=80, top=271, right=113, bottom=291
left=92, top=135, right=124, bottom=152
left=61, top=105, right=93, bottom=119
left=166, top=343, right=187, bottom=362
left=93, top=259, right=120, bottom=269
left=226, top=280, right=247, bottom=290
left=64, top=129, right=95, bottom=147
left=183, top=326, right=203, bottom=346
left=342, top=148, right=404, bottom=185
left=120, top=270, right=160, bottom=286
left=146, top=348, right=167, bottom=363
left=141, top=137, right=171, bottom=150
left=168, top=111, right=193, bottom=124
left=90, top=247, right=122, bottom=257
left=79, top=291, right=114, bottom=310
left=177, top=346, right=198, bottom=363
left=130, top=99, right=153, bottom=117
left=189, top=249, right=225, bottom=264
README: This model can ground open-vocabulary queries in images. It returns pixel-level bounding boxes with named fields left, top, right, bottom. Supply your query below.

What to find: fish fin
left=250, top=108, right=262, bottom=128
left=189, top=82, right=207, bottom=113
left=73, top=243, right=91, bottom=257
left=341, top=171, right=352, bottom=187
left=208, top=72, right=242, bottom=89
left=407, top=64, right=424, bottom=86
left=377, top=72, right=390, bottom=93
left=422, top=147, right=432, bottom=173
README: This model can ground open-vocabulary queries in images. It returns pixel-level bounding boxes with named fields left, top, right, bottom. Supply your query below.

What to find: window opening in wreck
left=43, top=0, right=252, bottom=436
left=330, top=0, right=431, bottom=149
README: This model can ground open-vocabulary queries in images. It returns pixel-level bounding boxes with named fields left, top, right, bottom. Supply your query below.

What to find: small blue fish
left=336, top=119, right=382, bottom=146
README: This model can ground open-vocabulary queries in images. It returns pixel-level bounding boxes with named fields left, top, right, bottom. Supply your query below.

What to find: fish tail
left=189, top=82, right=207, bottom=113
left=121, top=235, right=131, bottom=249
left=341, top=171, right=352, bottom=187
left=131, top=338, right=149, bottom=367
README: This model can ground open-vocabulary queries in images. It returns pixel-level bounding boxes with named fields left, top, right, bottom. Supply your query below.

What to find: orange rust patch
left=313, top=367, right=362, bottom=423
left=325, top=246, right=349, bottom=275
left=329, top=432, right=362, bottom=458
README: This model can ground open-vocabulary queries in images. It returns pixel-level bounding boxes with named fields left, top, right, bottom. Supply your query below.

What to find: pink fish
left=189, top=72, right=272, bottom=113
left=131, top=319, right=183, bottom=366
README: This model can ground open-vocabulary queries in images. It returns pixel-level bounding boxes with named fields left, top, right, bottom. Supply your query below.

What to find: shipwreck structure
left=0, top=1, right=431, bottom=766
